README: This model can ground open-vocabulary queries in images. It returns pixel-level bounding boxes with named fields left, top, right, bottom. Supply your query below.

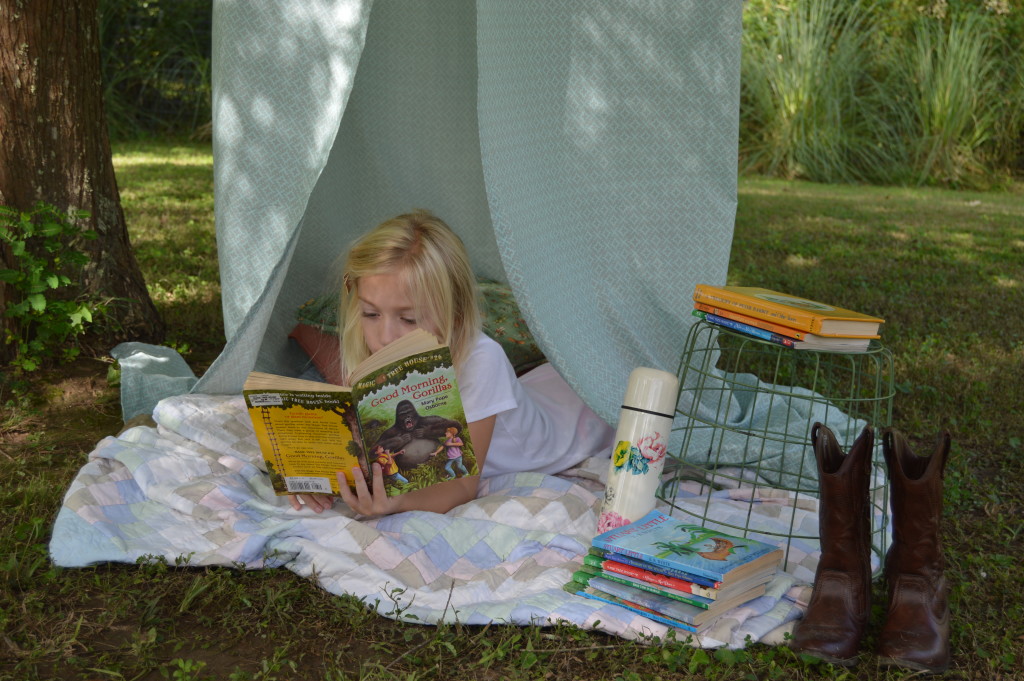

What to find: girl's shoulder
left=465, top=332, right=512, bottom=366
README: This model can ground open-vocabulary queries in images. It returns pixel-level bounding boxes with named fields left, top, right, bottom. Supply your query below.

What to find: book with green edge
left=591, top=510, right=783, bottom=583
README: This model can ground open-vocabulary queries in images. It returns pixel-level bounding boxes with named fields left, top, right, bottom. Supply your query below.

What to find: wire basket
left=658, top=320, right=895, bottom=573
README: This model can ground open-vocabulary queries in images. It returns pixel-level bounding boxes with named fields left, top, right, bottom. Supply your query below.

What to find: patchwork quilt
left=49, top=393, right=886, bottom=649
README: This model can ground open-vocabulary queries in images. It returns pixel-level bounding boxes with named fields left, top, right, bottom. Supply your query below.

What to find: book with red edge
left=570, top=569, right=764, bottom=627
left=562, top=581, right=703, bottom=633
left=587, top=547, right=721, bottom=588
left=582, top=553, right=775, bottom=601
left=591, top=510, right=783, bottom=584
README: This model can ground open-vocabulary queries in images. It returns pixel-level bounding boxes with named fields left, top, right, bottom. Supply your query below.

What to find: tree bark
left=0, top=0, right=165, bottom=363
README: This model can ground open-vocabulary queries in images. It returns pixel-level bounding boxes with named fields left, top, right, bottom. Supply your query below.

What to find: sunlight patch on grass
left=784, top=253, right=818, bottom=267
left=994, top=276, right=1019, bottom=288
left=112, top=153, right=213, bottom=167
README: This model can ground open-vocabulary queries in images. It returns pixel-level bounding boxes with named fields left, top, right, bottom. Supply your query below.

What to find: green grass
left=1, top=142, right=1023, bottom=679
left=112, top=139, right=223, bottom=362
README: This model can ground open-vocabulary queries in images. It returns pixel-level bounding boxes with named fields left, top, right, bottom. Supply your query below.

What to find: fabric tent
left=62, top=2, right=883, bottom=641
left=115, top=0, right=743, bottom=426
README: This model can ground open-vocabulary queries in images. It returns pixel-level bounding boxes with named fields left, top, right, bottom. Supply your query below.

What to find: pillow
left=288, top=322, right=344, bottom=385
left=292, top=280, right=545, bottom=379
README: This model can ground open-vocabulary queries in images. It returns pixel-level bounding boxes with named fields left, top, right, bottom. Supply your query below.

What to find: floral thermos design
left=597, top=368, right=678, bottom=534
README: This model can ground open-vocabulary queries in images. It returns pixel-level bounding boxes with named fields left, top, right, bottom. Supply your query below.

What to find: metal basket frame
left=659, top=320, right=895, bottom=570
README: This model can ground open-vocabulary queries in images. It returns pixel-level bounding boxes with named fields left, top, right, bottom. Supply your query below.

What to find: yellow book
left=243, top=329, right=477, bottom=497
left=692, top=285, right=883, bottom=338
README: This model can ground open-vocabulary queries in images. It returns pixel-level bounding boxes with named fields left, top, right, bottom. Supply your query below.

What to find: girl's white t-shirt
left=457, top=334, right=614, bottom=478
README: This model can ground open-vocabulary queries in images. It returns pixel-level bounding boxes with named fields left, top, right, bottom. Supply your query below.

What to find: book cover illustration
left=571, top=571, right=722, bottom=627
left=692, top=285, right=884, bottom=338
left=591, top=510, right=783, bottom=582
left=583, top=553, right=721, bottom=600
left=574, top=564, right=713, bottom=610
left=244, top=385, right=364, bottom=496
left=353, top=346, right=478, bottom=495
left=562, top=581, right=701, bottom=633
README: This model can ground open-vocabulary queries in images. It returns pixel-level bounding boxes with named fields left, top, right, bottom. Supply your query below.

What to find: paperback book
left=590, top=509, right=783, bottom=584
left=572, top=564, right=767, bottom=613
left=570, top=572, right=734, bottom=629
left=243, top=329, right=477, bottom=497
left=587, top=547, right=721, bottom=588
left=562, top=581, right=703, bottom=633
left=582, top=553, right=774, bottom=601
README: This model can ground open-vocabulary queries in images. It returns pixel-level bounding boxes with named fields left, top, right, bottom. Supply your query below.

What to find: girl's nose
left=380, top=317, right=405, bottom=347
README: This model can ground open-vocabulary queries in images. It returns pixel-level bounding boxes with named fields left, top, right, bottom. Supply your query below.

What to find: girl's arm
left=337, top=414, right=496, bottom=516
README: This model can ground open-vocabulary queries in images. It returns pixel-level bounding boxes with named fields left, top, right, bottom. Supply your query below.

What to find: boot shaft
left=883, top=429, right=950, bottom=581
left=812, top=423, right=874, bottom=574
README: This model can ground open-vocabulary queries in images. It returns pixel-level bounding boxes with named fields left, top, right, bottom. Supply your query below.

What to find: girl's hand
left=288, top=493, right=335, bottom=513
left=336, top=463, right=402, bottom=517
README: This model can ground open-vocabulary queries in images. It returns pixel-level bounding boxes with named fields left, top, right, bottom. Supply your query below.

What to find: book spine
left=693, top=302, right=809, bottom=340
left=567, top=582, right=699, bottom=633
left=692, top=310, right=796, bottom=348
left=574, top=567, right=711, bottom=610
left=591, top=540, right=721, bottom=582
left=693, top=286, right=819, bottom=333
left=589, top=547, right=721, bottom=588
left=588, top=555, right=719, bottom=600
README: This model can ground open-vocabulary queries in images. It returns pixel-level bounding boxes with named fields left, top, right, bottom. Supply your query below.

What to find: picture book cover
left=565, top=577, right=700, bottom=630
left=591, top=509, right=783, bottom=583
left=587, top=547, right=721, bottom=588
left=583, top=553, right=721, bottom=600
left=573, top=564, right=713, bottom=610
left=243, top=329, right=477, bottom=497
left=562, top=581, right=701, bottom=633
left=570, top=571, right=724, bottom=628
left=692, top=285, right=884, bottom=338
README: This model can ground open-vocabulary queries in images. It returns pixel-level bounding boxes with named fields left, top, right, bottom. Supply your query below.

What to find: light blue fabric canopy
left=116, top=0, right=743, bottom=428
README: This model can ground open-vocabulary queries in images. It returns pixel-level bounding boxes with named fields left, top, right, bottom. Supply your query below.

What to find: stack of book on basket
left=566, top=510, right=784, bottom=635
left=691, top=284, right=885, bottom=353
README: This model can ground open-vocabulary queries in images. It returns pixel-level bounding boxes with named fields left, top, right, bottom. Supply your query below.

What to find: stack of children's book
left=691, top=285, right=885, bottom=353
left=566, top=510, right=784, bottom=635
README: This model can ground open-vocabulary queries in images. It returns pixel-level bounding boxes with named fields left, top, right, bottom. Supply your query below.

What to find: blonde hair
left=339, top=211, right=482, bottom=381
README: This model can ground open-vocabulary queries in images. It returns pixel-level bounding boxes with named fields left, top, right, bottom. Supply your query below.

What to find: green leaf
left=27, top=293, right=47, bottom=312
left=45, top=274, right=60, bottom=289
left=688, top=648, right=711, bottom=674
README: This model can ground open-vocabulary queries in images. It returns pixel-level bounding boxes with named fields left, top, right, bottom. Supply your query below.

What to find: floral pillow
left=292, top=280, right=545, bottom=380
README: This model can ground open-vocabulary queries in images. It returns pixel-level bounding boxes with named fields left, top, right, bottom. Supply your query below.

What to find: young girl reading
left=289, top=210, right=613, bottom=517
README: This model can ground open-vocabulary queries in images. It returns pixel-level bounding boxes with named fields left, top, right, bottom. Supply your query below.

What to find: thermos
left=598, top=367, right=679, bottom=533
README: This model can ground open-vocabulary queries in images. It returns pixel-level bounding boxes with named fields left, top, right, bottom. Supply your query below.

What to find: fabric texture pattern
left=48, top=393, right=848, bottom=648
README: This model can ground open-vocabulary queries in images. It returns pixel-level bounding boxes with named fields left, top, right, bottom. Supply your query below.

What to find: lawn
left=1, top=139, right=1021, bottom=680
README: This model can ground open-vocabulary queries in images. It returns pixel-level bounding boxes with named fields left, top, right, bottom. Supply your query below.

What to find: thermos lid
left=622, top=367, right=679, bottom=418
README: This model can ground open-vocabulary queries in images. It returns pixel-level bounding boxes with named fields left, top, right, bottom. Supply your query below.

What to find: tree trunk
left=0, top=0, right=165, bottom=363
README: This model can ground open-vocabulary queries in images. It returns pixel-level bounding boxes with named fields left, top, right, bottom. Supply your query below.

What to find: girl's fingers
left=337, top=471, right=357, bottom=505
left=370, top=462, right=387, bottom=497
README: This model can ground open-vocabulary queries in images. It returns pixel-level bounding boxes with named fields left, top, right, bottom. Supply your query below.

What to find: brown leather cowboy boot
left=791, top=423, right=874, bottom=666
left=878, top=428, right=951, bottom=674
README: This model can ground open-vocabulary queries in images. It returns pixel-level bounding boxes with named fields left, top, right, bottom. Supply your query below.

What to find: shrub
left=739, top=0, right=903, bottom=183
left=0, top=204, right=104, bottom=373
